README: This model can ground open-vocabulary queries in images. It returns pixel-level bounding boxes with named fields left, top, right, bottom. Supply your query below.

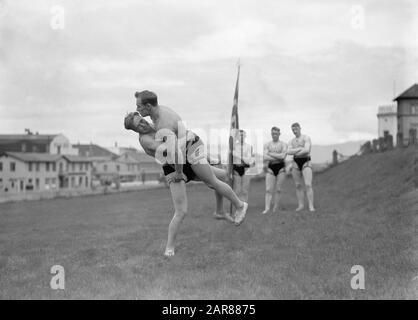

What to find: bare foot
left=213, top=212, right=226, bottom=219
left=213, top=212, right=235, bottom=223
left=309, top=207, right=316, bottom=212
left=272, top=206, right=280, bottom=213
left=235, top=202, right=248, bottom=225
left=261, top=209, right=269, bottom=214
left=164, top=248, right=175, bottom=257
left=295, top=206, right=304, bottom=212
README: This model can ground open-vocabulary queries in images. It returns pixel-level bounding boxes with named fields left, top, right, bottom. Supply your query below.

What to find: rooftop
left=393, top=83, right=418, bottom=101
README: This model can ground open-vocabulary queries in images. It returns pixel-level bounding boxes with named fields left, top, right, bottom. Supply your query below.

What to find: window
left=10, top=162, right=16, bottom=172
left=79, top=176, right=83, bottom=187
left=52, top=163, right=56, bottom=171
left=35, top=178, right=40, bottom=189
left=46, top=163, right=50, bottom=171
left=21, top=143, right=26, bottom=152
left=116, top=165, right=120, bottom=172
left=28, top=163, right=32, bottom=171
left=0, top=162, right=2, bottom=171
left=59, top=163, right=63, bottom=171
left=72, top=163, right=75, bottom=172
left=36, top=163, right=40, bottom=171
left=104, top=164, right=108, bottom=172
left=79, top=163, right=83, bottom=171
left=412, top=105, right=418, bottom=114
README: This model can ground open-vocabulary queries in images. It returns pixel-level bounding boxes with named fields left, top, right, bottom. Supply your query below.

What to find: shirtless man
left=130, top=90, right=248, bottom=256
left=125, top=111, right=230, bottom=218
left=287, top=123, right=315, bottom=212
left=262, top=127, right=288, bottom=214
left=232, top=129, right=255, bottom=206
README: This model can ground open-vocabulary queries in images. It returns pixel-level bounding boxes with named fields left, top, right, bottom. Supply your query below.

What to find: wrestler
left=287, top=122, right=315, bottom=212
left=262, top=127, right=288, bottom=214
left=128, top=90, right=248, bottom=256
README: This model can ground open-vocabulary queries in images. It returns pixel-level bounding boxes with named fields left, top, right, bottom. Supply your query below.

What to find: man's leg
left=241, top=175, right=251, bottom=203
left=302, top=166, right=315, bottom=211
left=262, top=172, right=275, bottom=214
left=209, top=166, right=233, bottom=221
left=191, top=163, right=248, bottom=225
left=165, top=181, right=188, bottom=256
left=291, top=166, right=305, bottom=211
left=272, top=171, right=286, bottom=212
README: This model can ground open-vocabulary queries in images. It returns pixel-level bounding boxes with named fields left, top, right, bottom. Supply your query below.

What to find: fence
left=0, top=181, right=167, bottom=204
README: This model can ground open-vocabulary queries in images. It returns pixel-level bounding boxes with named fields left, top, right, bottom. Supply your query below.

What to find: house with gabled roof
left=0, top=151, right=92, bottom=194
left=393, top=83, right=418, bottom=145
left=0, top=131, right=78, bottom=155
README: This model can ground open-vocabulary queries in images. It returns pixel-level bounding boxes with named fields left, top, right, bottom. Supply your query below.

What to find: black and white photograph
left=0, top=0, right=417, bottom=303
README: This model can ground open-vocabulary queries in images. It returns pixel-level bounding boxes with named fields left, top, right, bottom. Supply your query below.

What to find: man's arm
left=267, top=143, right=288, bottom=160
left=234, top=143, right=255, bottom=166
left=294, top=136, right=311, bottom=156
left=263, top=143, right=275, bottom=161
left=139, top=135, right=161, bottom=158
left=287, top=139, right=303, bottom=155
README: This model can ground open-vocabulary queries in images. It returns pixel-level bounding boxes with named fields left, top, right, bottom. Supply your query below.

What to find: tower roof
left=393, top=83, right=418, bottom=101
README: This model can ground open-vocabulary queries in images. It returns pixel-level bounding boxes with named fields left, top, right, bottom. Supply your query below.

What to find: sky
left=1, top=0, right=418, bottom=149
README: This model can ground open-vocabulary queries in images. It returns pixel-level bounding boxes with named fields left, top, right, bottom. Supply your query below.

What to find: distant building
left=377, top=105, right=397, bottom=140
left=393, top=83, right=418, bottom=145
left=0, top=152, right=92, bottom=194
left=73, top=143, right=118, bottom=158
left=0, top=132, right=78, bottom=155
left=58, top=155, right=93, bottom=190
left=116, top=151, right=162, bottom=182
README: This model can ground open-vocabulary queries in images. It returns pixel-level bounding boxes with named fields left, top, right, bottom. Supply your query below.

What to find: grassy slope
left=0, top=147, right=416, bottom=299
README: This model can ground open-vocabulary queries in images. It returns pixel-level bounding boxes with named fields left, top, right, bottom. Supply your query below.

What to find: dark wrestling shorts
left=233, top=163, right=250, bottom=177
left=293, top=156, right=311, bottom=171
left=267, top=161, right=286, bottom=176
left=162, top=132, right=206, bottom=184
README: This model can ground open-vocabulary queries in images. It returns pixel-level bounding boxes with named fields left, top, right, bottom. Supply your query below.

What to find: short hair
left=134, top=90, right=158, bottom=106
left=291, top=122, right=301, bottom=128
left=271, top=126, right=280, bottom=132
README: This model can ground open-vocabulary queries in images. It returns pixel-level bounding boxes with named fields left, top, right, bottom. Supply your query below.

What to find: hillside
left=310, top=140, right=366, bottom=164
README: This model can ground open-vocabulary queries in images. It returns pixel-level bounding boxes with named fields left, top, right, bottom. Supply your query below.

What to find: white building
left=377, top=105, right=397, bottom=141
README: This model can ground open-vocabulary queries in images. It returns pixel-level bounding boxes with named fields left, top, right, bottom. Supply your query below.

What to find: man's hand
left=172, top=171, right=185, bottom=183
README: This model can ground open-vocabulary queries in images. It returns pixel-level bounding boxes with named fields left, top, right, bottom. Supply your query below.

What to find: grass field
left=0, top=148, right=417, bottom=299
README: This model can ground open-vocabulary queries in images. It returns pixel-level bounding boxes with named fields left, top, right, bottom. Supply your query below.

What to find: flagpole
left=228, top=60, right=241, bottom=215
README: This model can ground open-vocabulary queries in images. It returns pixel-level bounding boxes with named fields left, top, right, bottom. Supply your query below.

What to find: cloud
left=0, top=0, right=417, bottom=147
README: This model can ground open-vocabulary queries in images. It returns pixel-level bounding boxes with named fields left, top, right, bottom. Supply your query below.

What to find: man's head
left=271, top=126, right=280, bottom=141
left=291, top=122, right=301, bottom=137
left=135, top=90, right=158, bottom=117
left=124, top=112, right=154, bottom=135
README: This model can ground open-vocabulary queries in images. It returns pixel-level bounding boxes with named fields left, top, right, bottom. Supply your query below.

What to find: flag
left=227, top=63, right=240, bottom=213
